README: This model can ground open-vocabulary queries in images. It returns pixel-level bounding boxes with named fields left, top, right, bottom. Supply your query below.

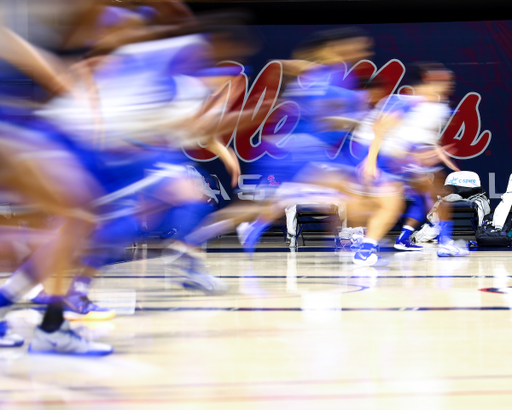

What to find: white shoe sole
left=353, top=253, right=378, bottom=266
left=437, top=251, right=470, bottom=257
left=64, top=310, right=116, bottom=321
left=394, top=243, right=423, bottom=251
left=28, top=345, right=113, bottom=356
left=0, top=339, right=24, bottom=348
left=437, top=246, right=470, bottom=257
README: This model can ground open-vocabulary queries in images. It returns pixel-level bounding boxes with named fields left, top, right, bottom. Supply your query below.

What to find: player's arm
left=362, top=111, right=403, bottom=181
left=64, top=0, right=196, bottom=53
left=277, top=59, right=320, bottom=76
left=86, top=14, right=206, bottom=58
left=196, top=73, right=276, bottom=142
left=203, top=138, right=240, bottom=189
left=434, top=144, right=460, bottom=172
left=0, top=26, right=72, bottom=96
left=184, top=76, right=244, bottom=188
left=60, top=1, right=108, bottom=50
left=148, top=0, right=196, bottom=24
left=410, top=142, right=460, bottom=172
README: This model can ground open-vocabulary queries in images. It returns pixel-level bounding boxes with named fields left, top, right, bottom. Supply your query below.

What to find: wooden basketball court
left=2, top=243, right=512, bottom=409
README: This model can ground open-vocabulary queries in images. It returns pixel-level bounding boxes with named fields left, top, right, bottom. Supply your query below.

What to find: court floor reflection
left=2, top=249, right=512, bottom=409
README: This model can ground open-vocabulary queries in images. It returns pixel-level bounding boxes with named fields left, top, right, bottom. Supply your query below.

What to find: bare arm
left=0, top=26, right=72, bottom=96
left=410, top=143, right=460, bottom=172
left=62, top=0, right=196, bottom=51
left=204, top=138, right=240, bottom=188
left=188, top=76, right=247, bottom=187
left=86, top=24, right=200, bottom=57
left=435, top=144, right=460, bottom=172
left=362, top=112, right=403, bottom=181
left=277, top=59, right=320, bottom=76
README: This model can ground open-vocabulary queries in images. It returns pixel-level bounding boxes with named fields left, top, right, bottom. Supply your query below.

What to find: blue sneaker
left=349, top=234, right=364, bottom=252
left=353, top=243, right=388, bottom=267
left=394, top=238, right=423, bottom=251
left=30, top=290, right=63, bottom=305
left=62, top=295, right=116, bottom=321
left=350, top=242, right=362, bottom=252
left=0, top=320, right=24, bottom=348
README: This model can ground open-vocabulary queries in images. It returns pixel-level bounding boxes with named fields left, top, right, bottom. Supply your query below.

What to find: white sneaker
left=178, top=270, right=230, bottom=296
left=350, top=234, right=364, bottom=251
left=338, top=227, right=353, bottom=241
left=28, top=321, right=113, bottom=356
left=236, top=222, right=251, bottom=245
left=437, top=239, right=470, bottom=257
left=0, top=320, right=24, bottom=348
left=165, top=251, right=229, bottom=296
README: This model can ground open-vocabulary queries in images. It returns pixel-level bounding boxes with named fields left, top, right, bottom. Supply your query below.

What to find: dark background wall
left=178, top=1, right=512, bottom=208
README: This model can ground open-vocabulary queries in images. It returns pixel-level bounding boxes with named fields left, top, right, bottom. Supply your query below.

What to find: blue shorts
left=245, top=134, right=331, bottom=195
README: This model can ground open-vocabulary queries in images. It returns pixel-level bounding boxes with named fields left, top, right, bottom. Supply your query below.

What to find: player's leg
left=0, top=126, right=113, bottom=353
left=394, top=189, right=426, bottom=251
left=138, top=165, right=231, bottom=295
left=433, top=172, right=469, bottom=257
left=353, top=185, right=405, bottom=266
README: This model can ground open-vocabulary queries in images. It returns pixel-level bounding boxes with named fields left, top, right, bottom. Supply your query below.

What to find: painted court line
left=3, top=389, right=512, bottom=405
left=130, top=306, right=512, bottom=312
left=95, top=275, right=507, bottom=279
left=4, top=373, right=512, bottom=394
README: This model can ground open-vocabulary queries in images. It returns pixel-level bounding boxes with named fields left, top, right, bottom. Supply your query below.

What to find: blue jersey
left=248, top=63, right=366, bottom=188
left=282, top=64, right=367, bottom=145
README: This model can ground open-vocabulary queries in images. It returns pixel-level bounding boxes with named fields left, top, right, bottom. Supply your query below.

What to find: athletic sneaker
left=394, top=238, right=423, bottom=251
left=350, top=241, right=362, bottom=252
left=236, top=222, right=251, bottom=245
left=29, top=289, right=63, bottom=305
left=353, top=243, right=379, bottom=266
left=350, top=233, right=365, bottom=251
left=178, top=270, right=230, bottom=295
left=28, top=320, right=113, bottom=356
left=166, top=250, right=229, bottom=296
left=62, top=295, right=116, bottom=321
left=28, top=290, right=115, bottom=321
left=0, top=320, right=24, bottom=348
left=437, top=239, right=470, bottom=257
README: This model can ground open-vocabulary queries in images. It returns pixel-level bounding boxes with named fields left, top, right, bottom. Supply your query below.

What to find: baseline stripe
left=87, top=275, right=506, bottom=279
left=3, top=389, right=512, bottom=405
left=121, top=306, right=511, bottom=312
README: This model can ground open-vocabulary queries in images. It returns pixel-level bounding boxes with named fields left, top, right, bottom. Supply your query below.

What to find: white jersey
left=352, top=94, right=451, bottom=158
left=37, top=34, right=213, bottom=150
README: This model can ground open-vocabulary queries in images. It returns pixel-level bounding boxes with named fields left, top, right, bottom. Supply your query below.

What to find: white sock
left=363, top=238, right=378, bottom=246
left=0, top=270, right=38, bottom=303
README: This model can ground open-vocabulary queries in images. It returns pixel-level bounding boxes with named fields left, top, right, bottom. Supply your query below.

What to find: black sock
left=40, top=301, right=64, bottom=333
